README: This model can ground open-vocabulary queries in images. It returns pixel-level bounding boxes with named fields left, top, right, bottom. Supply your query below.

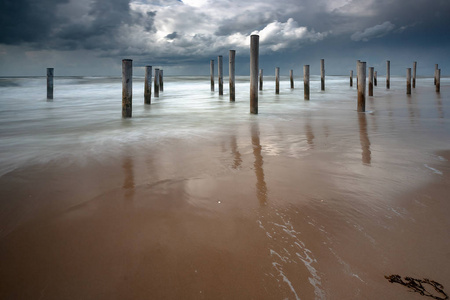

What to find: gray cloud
left=1, top=0, right=450, bottom=75
left=351, top=21, right=395, bottom=42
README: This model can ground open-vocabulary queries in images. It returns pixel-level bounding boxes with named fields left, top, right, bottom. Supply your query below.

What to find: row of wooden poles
left=122, top=61, right=165, bottom=118
left=45, top=64, right=166, bottom=118
left=46, top=34, right=443, bottom=117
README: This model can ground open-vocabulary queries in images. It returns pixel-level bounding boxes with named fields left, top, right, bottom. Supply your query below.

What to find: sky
left=0, top=0, right=449, bottom=76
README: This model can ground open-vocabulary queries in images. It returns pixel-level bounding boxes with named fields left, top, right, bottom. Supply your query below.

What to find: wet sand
left=1, top=83, right=450, bottom=299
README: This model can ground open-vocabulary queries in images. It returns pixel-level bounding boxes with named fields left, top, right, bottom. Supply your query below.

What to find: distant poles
left=386, top=60, right=390, bottom=89
left=434, top=64, right=438, bottom=85
left=290, top=69, right=294, bottom=89
left=357, top=61, right=366, bottom=112
left=374, top=71, right=378, bottom=86
left=436, top=69, right=441, bottom=93
left=122, top=59, right=132, bottom=118
left=229, top=50, right=236, bottom=102
left=250, top=35, right=259, bottom=114
left=47, top=68, right=54, bottom=100
left=350, top=70, right=353, bottom=87
left=275, top=67, right=280, bottom=94
left=320, top=59, right=325, bottom=91
left=218, top=55, right=223, bottom=96
left=303, top=65, right=310, bottom=100
left=210, top=60, right=214, bottom=91
left=259, top=69, right=263, bottom=91
left=413, top=61, right=417, bottom=88
left=144, top=65, right=152, bottom=105
left=368, top=67, right=374, bottom=96
left=154, top=68, right=160, bottom=98
left=159, top=70, right=164, bottom=92
left=406, top=68, right=412, bottom=95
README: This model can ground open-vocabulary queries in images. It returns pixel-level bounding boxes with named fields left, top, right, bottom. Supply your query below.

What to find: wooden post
left=290, top=69, right=294, bottom=89
left=368, top=67, right=374, bottom=96
left=218, top=55, right=223, bottom=96
left=320, top=58, right=325, bottom=91
left=413, top=61, right=417, bottom=88
left=259, top=69, right=263, bottom=91
left=357, top=60, right=360, bottom=87
left=357, top=61, right=366, bottom=112
left=250, top=35, right=259, bottom=114
left=350, top=70, right=353, bottom=87
left=374, top=71, right=378, bottom=86
left=406, top=68, right=411, bottom=95
left=159, top=70, right=164, bottom=92
left=436, top=69, right=440, bottom=93
left=47, top=68, right=54, bottom=100
left=304, top=65, right=310, bottom=100
left=144, top=65, right=152, bottom=104
left=229, top=50, right=235, bottom=102
left=386, top=60, right=390, bottom=89
left=122, top=59, right=132, bottom=118
left=275, top=67, right=280, bottom=94
left=434, top=64, right=438, bottom=85
left=210, top=60, right=214, bottom=91
left=154, top=68, right=160, bottom=98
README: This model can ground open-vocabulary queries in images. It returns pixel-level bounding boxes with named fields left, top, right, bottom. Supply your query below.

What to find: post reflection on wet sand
left=305, top=117, right=315, bottom=149
left=251, top=123, right=268, bottom=206
left=436, top=94, right=444, bottom=119
left=122, top=156, right=135, bottom=200
left=358, top=113, right=371, bottom=165
left=230, top=135, right=242, bottom=169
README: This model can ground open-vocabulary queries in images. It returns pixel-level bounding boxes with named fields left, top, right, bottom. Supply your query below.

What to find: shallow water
left=0, top=75, right=449, bottom=299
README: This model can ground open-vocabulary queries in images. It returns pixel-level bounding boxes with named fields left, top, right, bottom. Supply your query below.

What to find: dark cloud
left=165, top=32, right=178, bottom=39
left=0, top=0, right=69, bottom=44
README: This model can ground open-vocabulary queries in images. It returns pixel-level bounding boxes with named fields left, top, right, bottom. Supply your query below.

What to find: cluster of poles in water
left=44, top=34, right=443, bottom=118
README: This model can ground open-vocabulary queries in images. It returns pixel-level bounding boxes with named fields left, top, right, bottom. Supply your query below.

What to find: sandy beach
left=0, top=76, right=449, bottom=299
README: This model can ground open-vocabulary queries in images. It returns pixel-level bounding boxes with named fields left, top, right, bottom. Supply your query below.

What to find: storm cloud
left=0, top=0, right=449, bottom=75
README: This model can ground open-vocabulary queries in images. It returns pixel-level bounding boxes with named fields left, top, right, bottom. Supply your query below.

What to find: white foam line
left=424, top=164, right=443, bottom=175
left=272, top=262, right=301, bottom=300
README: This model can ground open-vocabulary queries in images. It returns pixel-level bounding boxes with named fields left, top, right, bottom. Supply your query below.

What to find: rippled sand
left=1, top=77, right=449, bottom=299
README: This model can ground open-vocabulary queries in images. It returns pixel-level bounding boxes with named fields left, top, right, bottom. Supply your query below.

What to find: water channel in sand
left=0, top=75, right=449, bottom=299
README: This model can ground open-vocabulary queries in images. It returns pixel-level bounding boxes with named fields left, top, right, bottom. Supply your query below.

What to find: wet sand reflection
left=251, top=123, right=268, bottom=206
left=230, top=135, right=242, bottom=169
left=305, top=117, right=315, bottom=149
left=358, top=113, right=371, bottom=165
left=436, top=94, right=444, bottom=119
left=122, top=156, right=135, bottom=200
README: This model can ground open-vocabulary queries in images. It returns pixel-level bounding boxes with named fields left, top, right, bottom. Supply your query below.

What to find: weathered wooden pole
left=122, top=59, right=132, bottom=118
left=386, top=60, right=390, bottom=89
left=259, top=69, right=263, bottom=91
left=436, top=69, right=441, bottom=93
left=47, top=68, right=54, bottom=100
left=218, top=55, right=223, bottom=96
left=159, top=69, right=164, bottom=92
left=290, top=69, right=294, bottom=89
left=144, top=65, right=152, bottom=105
left=350, top=70, right=353, bottom=87
left=412, top=61, right=417, bottom=88
left=434, top=64, right=438, bottom=85
left=368, top=67, right=374, bottom=96
left=356, top=60, right=360, bottom=87
left=275, top=67, right=280, bottom=94
left=154, top=68, right=160, bottom=98
left=374, top=71, right=378, bottom=86
left=229, top=50, right=235, bottom=102
left=304, top=65, right=310, bottom=100
left=250, top=35, right=259, bottom=114
left=320, top=58, right=325, bottom=91
left=210, top=60, right=214, bottom=91
left=357, top=61, right=366, bottom=112
left=406, top=68, right=412, bottom=95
